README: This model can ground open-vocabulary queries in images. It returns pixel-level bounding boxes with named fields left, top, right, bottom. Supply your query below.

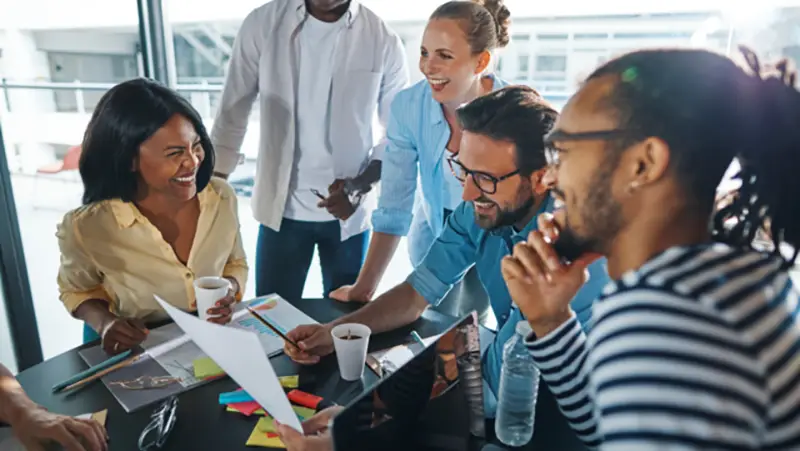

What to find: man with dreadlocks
left=501, top=46, right=800, bottom=450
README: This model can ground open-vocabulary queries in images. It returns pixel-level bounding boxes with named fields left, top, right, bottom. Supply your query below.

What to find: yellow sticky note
left=90, top=410, right=108, bottom=427
left=256, top=416, right=277, bottom=433
left=246, top=424, right=284, bottom=448
left=228, top=405, right=313, bottom=421
left=279, top=375, right=299, bottom=389
left=292, top=406, right=315, bottom=420
left=193, top=357, right=225, bottom=379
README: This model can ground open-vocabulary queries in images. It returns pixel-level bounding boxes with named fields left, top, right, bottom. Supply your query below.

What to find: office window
left=517, top=54, right=530, bottom=80
left=612, top=32, right=693, bottom=39
left=48, top=52, right=138, bottom=112
left=537, top=33, right=568, bottom=41
left=0, top=1, right=144, bottom=361
left=575, top=33, right=609, bottom=40
left=535, top=55, right=567, bottom=73
left=512, top=34, right=530, bottom=42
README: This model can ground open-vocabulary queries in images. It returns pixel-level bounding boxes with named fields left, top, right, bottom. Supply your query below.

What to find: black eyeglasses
left=543, top=129, right=629, bottom=168
left=138, top=396, right=178, bottom=450
left=446, top=157, right=519, bottom=195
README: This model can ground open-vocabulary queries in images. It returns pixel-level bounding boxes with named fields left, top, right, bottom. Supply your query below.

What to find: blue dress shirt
left=406, top=197, right=609, bottom=399
left=371, top=75, right=508, bottom=266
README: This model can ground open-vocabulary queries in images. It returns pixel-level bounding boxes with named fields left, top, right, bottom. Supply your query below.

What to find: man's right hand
left=329, top=284, right=374, bottom=303
left=100, top=317, right=148, bottom=355
left=285, top=324, right=334, bottom=365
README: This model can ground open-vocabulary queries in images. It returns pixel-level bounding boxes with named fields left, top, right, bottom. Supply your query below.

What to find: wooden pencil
left=245, top=306, right=302, bottom=351
left=61, top=354, right=142, bottom=392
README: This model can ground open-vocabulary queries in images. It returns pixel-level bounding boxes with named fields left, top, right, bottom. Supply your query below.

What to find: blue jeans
left=255, top=218, right=369, bottom=301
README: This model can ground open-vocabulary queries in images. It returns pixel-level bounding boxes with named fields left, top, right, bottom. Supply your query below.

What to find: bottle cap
left=515, top=320, right=533, bottom=337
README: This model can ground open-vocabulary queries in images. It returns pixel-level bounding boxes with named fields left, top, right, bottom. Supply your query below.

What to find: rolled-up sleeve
left=56, top=212, right=111, bottom=314
left=211, top=8, right=262, bottom=175
left=371, top=93, right=419, bottom=236
left=222, top=196, right=249, bottom=301
left=406, top=203, right=478, bottom=305
left=369, top=32, right=409, bottom=162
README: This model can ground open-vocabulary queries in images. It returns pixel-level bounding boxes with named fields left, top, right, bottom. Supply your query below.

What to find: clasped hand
left=500, top=213, right=601, bottom=337
left=317, top=179, right=357, bottom=220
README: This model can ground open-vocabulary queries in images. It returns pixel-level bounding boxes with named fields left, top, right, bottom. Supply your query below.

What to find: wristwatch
left=342, top=178, right=368, bottom=208
left=342, top=178, right=361, bottom=197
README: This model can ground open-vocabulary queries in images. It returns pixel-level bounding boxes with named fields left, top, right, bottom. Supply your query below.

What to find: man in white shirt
left=211, top=0, right=409, bottom=301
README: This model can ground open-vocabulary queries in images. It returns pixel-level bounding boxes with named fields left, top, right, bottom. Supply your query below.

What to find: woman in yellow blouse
left=57, top=78, right=248, bottom=355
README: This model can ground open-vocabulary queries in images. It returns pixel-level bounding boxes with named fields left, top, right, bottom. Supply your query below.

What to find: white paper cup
left=331, top=323, right=372, bottom=381
left=193, top=276, right=231, bottom=321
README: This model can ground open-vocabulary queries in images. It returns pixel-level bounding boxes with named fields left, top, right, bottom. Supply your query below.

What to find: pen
left=52, top=349, right=133, bottom=393
left=410, top=330, right=425, bottom=347
left=310, top=189, right=326, bottom=200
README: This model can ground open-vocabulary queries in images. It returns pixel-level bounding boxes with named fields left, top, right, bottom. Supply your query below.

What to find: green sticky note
left=292, top=406, right=315, bottom=420
left=278, top=375, right=299, bottom=389
left=256, top=416, right=277, bottom=433
left=193, top=357, right=225, bottom=379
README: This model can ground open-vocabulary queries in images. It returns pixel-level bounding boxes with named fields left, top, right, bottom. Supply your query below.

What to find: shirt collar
left=429, top=74, right=504, bottom=125
left=110, top=182, right=222, bottom=229
left=294, top=0, right=359, bottom=27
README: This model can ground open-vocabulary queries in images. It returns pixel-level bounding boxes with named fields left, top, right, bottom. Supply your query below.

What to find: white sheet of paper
left=154, top=295, right=302, bottom=432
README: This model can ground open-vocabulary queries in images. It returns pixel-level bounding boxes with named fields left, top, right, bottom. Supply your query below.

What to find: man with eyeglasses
left=283, top=86, right=609, bottom=418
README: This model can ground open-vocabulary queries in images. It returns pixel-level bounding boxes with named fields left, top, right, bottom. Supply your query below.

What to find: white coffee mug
left=193, top=276, right=231, bottom=321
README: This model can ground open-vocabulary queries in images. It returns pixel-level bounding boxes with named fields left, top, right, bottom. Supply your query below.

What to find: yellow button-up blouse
left=56, top=177, right=248, bottom=322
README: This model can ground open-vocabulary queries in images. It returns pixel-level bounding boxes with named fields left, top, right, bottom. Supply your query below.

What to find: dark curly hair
left=587, top=46, right=800, bottom=266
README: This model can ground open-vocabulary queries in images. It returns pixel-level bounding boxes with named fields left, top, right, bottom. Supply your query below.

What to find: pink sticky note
left=228, top=401, right=262, bottom=416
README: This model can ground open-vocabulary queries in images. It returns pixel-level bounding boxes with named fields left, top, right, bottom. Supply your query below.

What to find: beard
left=553, top=160, right=623, bottom=262
left=473, top=180, right=537, bottom=230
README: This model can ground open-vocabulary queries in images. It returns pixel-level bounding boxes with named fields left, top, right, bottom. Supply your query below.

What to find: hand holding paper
left=154, top=295, right=302, bottom=432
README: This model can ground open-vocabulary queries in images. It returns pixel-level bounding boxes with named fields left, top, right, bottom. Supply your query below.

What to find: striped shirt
left=526, top=243, right=800, bottom=450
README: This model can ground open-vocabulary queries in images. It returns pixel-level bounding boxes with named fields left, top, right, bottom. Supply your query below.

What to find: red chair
left=32, top=145, right=82, bottom=209
left=37, top=145, right=81, bottom=175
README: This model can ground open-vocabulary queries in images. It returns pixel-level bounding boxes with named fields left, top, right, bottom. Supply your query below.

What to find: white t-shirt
left=283, top=15, right=344, bottom=222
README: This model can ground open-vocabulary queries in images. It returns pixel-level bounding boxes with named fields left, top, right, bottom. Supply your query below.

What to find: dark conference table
left=16, top=299, right=586, bottom=450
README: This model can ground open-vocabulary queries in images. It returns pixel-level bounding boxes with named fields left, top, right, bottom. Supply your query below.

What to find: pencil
left=410, top=330, right=425, bottom=347
left=246, top=306, right=301, bottom=351
left=61, top=354, right=142, bottom=392
left=52, top=349, right=133, bottom=393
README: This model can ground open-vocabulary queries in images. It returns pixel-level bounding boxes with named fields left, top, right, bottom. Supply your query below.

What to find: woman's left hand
left=205, top=293, right=235, bottom=325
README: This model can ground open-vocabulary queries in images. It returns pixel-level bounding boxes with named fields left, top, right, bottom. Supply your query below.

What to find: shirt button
left=185, top=272, right=192, bottom=279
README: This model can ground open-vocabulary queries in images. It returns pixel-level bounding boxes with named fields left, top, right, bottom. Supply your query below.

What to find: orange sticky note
left=228, top=401, right=261, bottom=416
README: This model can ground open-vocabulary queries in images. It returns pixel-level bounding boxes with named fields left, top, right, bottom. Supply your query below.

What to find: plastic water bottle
left=495, top=321, right=539, bottom=446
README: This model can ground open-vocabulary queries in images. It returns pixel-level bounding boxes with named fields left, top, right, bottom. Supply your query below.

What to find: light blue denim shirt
left=371, top=75, right=508, bottom=266
left=406, top=197, right=609, bottom=402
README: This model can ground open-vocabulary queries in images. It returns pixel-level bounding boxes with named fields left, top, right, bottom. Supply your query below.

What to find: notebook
left=77, top=294, right=315, bottom=413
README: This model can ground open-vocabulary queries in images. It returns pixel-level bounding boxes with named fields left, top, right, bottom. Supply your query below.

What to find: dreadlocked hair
left=587, top=46, right=800, bottom=268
